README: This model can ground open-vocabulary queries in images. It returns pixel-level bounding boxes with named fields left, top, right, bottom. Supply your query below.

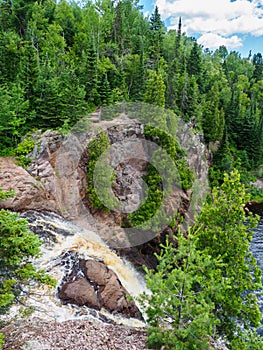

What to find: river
left=250, top=216, right=263, bottom=335
left=5, top=209, right=263, bottom=335
left=3, top=210, right=147, bottom=327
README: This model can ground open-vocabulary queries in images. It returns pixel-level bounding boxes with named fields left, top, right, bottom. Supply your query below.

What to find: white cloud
left=155, top=0, right=263, bottom=50
left=197, top=33, right=243, bottom=50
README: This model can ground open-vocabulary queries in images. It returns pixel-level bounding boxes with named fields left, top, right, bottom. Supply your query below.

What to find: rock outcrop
left=58, top=258, right=142, bottom=319
left=0, top=157, right=58, bottom=212
left=0, top=115, right=210, bottom=255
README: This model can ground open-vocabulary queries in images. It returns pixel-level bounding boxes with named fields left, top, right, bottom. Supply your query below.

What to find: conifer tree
left=252, top=53, right=263, bottom=81
left=0, top=188, right=55, bottom=314
left=202, top=82, right=225, bottom=142
left=100, top=74, right=113, bottom=106
left=148, top=6, right=165, bottom=69
left=141, top=171, right=262, bottom=349
left=194, top=170, right=261, bottom=346
left=144, top=70, right=165, bottom=107
left=187, top=41, right=202, bottom=78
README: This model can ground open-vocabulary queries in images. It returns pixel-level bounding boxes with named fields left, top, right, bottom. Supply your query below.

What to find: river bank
left=1, top=318, right=149, bottom=350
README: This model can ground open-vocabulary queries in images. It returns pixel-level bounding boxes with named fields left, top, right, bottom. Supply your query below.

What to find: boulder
left=58, top=277, right=100, bottom=309
left=58, top=259, right=142, bottom=319
left=0, top=157, right=58, bottom=212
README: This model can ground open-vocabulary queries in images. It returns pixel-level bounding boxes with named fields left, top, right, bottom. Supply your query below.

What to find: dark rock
left=59, top=258, right=142, bottom=319
left=58, top=277, right=100, bottom=309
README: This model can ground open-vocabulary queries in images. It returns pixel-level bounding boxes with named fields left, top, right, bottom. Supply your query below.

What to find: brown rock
left=81, top=259, right=111, bottom=286
left=100, top=273, right=127, bottom=311
left=0, top=157, right=57, bottom=212
left=59, top=259, right=142, bottom=319
left=80, top=259, right=141, bottom=317
left=58, top=277, right=100, bottom=309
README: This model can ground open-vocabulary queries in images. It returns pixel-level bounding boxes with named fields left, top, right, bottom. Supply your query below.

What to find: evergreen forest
left=0, top=0, right=263, bottom=188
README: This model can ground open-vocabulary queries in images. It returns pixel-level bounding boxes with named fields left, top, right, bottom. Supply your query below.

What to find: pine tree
left=252, top=53, right=263, bottom=81
left=0, top=189, right=55, bottom=314
left=144, top=70, right=165, bottom=107
left=0, top=84, right=29, bottom=150
left=141, top=171, right=262, bottom=349
left=148, top=6, right=165, bottom=69
left=78, top=45, right=99, bottom=108
left=100, top=74, right=113, bottom=106
left=202, top=82, right=225, bottom=142
left=194, top=170, right=261, bottom=345
left=187, top=41, right=202, bottom=77
left=139, top=232, right=221, bottom=350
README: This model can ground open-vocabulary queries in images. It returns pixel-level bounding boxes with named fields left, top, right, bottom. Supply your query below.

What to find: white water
left=4, top=211, right=148, bottom=327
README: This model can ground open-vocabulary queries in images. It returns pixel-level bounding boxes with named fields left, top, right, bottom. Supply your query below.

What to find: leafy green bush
left=16, top=137, right=35, bottom=156
left=0, top=333, right=4, bottom=350
left=247, top=184, right=263, bottom=202
left=15, top=136, right=35, bottom=167
left=127, top=125, right=194, bottom=228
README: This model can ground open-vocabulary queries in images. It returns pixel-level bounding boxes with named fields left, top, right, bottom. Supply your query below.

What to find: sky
left=139, top=0, right=263, bottom=57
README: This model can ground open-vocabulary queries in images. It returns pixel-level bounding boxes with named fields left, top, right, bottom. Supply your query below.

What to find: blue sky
left=139, top=0, right=263, bottom=57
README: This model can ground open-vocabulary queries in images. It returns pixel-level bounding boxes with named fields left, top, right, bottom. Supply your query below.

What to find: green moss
left=127, top=125, right=194, bottom=228
left=86, top=132, right=111, bottom=211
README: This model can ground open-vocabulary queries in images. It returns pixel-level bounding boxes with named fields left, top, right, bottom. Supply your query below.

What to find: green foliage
left=248, top=185, right=263, bottom=202
left=0, top=188, right=15, bottom=200
left=194, top=170, right=262, bottom=346
left=0, top=333, right=4, bottom=350
left=127, top=124, right=194, bottom=228
left=230, top=330, right=263, bottom=350
left=127, top=165, right=163, bottom=227
left=0, top=84, right=30, bottom=150
left=16, top=137, right=34, bottom=156
left=15, top=135, right=35, bottom=167
left=142, top=170, right=262, bottom=349
left=0, top=189, right=56, bottom=317
left=86, top=132, right=111, bottom=210
left=144, top=70, right=166, bottom=108
left=139, top=232, right=221, bottom=350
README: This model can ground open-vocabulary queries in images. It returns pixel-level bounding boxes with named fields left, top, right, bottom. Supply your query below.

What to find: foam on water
left=4, top=211, right=148, bottom=327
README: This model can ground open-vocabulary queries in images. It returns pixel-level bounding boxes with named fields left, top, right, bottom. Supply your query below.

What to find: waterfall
left=4, top=211, right=147, bottom=327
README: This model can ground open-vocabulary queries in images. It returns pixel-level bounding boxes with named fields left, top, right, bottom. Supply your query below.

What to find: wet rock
left=58, top=277, right=100, bottom=309
left=81, top=259, right=111, bottom=286
left=58, top=259, right=142, bottom=319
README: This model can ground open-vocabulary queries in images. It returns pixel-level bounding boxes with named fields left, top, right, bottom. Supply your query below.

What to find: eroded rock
left=58, top=277, right=100, bottom=309
left=0, top=157, right=58, bottom=212
left=58, top=258, right=142, bottom=319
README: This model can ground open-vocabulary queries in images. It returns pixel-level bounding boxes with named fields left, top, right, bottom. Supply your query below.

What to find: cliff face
left=0, top=116, right=209, bottom=256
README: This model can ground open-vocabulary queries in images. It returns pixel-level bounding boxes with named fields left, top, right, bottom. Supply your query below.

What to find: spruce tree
left=148, top=6, right=165, bottom=69
left=194, top=170, right=261, bottom=345
left=142, top=171, right=262, bottom=349
left=252, top=53, right=263, bottom=81
left=144, top=70, right=165, bottom=107
left=202, top=82, right=225, bottom=142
